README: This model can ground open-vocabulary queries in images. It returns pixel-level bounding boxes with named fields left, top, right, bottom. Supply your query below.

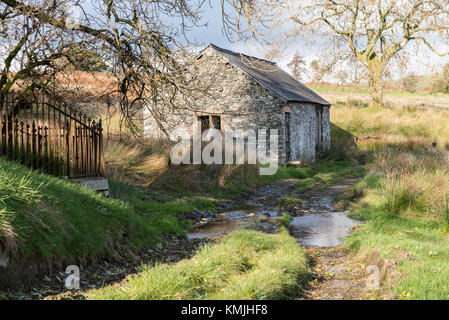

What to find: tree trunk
left=367, top=59, right=385, bottom=107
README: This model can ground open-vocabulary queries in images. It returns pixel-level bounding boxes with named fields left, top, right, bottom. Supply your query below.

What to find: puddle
left=187, top=180, right=359, bottom=246
left=290, top=211, right=358, bottom=247
left=187, top=218, right=249, bottom=239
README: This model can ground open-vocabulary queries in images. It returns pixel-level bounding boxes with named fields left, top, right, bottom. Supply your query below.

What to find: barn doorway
left=285, top=111, right=291, bottom=161
left=315, top=106, right=323, bottom=154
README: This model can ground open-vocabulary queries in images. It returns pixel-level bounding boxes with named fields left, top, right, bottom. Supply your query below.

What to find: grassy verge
left=346, top=172, right=449, bottom=299
left=0, top=158, right=216, bottom=284
left=331, top=100, right=449, bottom=299
left=261, top=159, right=365, bottom=192
left=87, top=229, right=310, bottom=300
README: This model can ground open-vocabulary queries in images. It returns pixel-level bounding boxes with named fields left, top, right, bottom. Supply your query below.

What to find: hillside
left=0, top=157, right=216, bottom=288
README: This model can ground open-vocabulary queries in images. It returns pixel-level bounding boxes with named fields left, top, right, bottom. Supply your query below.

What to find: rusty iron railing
left=0, top=91, right=105, bottom=179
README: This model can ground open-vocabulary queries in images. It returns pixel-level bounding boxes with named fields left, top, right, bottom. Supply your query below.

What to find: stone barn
left=144, top=44, right=331, bottom=165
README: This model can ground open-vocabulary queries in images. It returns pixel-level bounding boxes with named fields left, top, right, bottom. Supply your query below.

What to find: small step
left=73, top=177, right=110, bottom=196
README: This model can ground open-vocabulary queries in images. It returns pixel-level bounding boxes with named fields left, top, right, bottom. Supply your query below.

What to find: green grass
left=278, top=197, right=303, bottom=208
left=293, top=160, right=365, bottom=192
left=329, top=99, right=449, bottom=299
left=309, top=84, right=449, bottom=98
left=0, top=158, right=216, bottom=268
left=345, top=173, right=449, bottom=299
left=87, top=229, right=310, bottom=300
left=260, top=159, right=365, bottom=191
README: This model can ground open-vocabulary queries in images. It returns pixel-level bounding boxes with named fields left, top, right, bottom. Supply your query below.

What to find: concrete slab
left=73, top=177, right=110, bottom=196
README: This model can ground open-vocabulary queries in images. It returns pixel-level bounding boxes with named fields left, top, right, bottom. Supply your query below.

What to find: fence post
left=92, top=120, right=97, bottom=176
left=44, top=126, right=48, bottom=173
left=98, top=119, right=105, bottom=176
left=26, top=123, right=30, bottom=167
left=31, top=120, right=36, bottom=169
left=5, top=93, right=9, bottom=155
left=65, top=119, right=70, bottom=178
left=0, top=92, right=106, bottom=180
left=20, top=121, right=24, bottom=164
left=0, top=93, right=3, bottom=156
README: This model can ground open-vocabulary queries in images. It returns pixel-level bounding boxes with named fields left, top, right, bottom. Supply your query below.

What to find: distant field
left=309, top=84, right=449, bottom=109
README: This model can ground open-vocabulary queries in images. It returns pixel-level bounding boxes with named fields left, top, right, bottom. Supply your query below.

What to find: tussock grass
left=87, top=229, right=310, bottom=300
left=105, top=137, right=263, bottom=197
left=331, top=100, right=449, bottom=299
left=104, top=138, right=169, bottom=185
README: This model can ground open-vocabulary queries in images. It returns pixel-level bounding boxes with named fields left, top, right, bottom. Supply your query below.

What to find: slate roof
left=200, top=44, right=331, bottom=106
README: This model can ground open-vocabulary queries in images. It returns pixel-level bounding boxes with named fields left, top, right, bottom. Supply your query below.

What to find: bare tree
left=0, top=0, right=249, bottom=138
left=229, top=0, right=449, bottom=107
left=336, top=70, right=348, bottom=86
left=310, top=59, right=334, bottom=83
left=286, top=51, right=306, bottom=81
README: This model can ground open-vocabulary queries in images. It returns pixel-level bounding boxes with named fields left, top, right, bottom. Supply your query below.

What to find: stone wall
left=285, top=103, right=331, bottom=163
left=144, top=47, right=287, bottom=164
left=322, top=106, right=331, bottom=152
left=144, top=47, right=331, bottom=165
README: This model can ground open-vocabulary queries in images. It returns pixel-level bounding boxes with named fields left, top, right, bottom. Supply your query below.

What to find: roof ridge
left=208, top=43, right=277, bottom=65
left=198, top=43, right=331, bottom=106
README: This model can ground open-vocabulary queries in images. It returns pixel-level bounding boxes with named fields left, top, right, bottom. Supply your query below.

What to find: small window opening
left=198, top=115, right=222, bottom=132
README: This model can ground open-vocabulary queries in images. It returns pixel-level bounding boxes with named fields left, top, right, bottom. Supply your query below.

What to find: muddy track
left=297, top=178, right=391, bottom=300
left=304, top=246, right=376, bottom=300
left=2, top=176, right=373, bottom=300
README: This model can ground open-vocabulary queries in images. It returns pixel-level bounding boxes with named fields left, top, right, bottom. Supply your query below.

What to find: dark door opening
left=315, top=106, right=323, bottom=154
left=285, top=111, right=291, bottom=161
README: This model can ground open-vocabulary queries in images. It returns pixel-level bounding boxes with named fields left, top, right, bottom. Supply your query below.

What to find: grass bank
left=331, top=100, right=449, bottom=299
left=87, top=229, right=310, bottom=300
left=0, top=158, right=215, bottom=287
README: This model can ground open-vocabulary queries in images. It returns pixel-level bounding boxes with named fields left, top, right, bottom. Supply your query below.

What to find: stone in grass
left=365, top=249, right=397, bottom=288
left=278, top=196, right=303, bottom=213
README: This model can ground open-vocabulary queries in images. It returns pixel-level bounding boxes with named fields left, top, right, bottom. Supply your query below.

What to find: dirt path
left=296, top=178, right=392, bottom=300
left=304, top=246, right=379, bottom=300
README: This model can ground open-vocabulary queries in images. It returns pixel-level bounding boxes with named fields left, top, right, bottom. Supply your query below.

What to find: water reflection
left=290, top=212, right=358, bottom=247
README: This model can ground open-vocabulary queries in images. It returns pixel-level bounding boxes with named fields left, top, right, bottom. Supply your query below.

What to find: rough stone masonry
left=144, top=44, right=331, bottom=165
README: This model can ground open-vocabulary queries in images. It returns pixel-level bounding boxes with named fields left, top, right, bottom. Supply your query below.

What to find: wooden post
left=83, top=115, right=87, bottom=176
left=41, top=95, right=45, bottom=170
left=52, top=100, right=56, bottom=175
left=46, top=96, right=51, bottom=174
left=35, top=96, right=39, bottom=168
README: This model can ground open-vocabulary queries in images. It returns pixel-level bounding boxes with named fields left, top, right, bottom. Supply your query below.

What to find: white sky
left=3, top=1, right=447, bottom=82
left=193, top=3, right=449, bottom=82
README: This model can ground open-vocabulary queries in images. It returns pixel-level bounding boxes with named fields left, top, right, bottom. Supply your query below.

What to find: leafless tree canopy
left=0, top=0, right=258, bottom=139
left=287, top=51, right=306, bottom=81
left=228, top=0, right=449, bottom=107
